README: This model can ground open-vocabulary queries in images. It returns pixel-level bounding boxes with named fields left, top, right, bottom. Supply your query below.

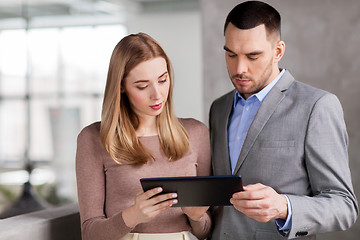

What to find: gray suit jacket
left=209, top=70, right=358, bottom=239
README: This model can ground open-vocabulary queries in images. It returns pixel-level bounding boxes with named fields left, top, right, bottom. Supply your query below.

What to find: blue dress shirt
left=228, top=69, right=292, bottom=233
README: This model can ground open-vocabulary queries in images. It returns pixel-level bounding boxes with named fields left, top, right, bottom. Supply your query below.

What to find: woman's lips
left=150, top=102, right=162, bottom=110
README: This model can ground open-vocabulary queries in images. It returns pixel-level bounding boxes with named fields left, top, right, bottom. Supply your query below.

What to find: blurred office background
left=0, top=0, right=203, bottom=216
left=0, top=0, right=359, bottom=239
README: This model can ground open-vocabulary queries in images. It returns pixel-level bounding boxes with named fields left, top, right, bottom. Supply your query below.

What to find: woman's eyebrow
left=158, top=71, right=168, bottom=79
left=133, top=72, right=167, bottom=84
left=133, top=79, right=149, bottom=84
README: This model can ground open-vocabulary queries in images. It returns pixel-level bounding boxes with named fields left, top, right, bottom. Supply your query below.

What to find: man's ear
left=274, top=40, right=285, bottom=63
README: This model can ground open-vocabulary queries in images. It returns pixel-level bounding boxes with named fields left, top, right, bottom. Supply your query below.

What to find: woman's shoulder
left=179, top=118, right=208, bottom=136
left=77, top=121, right=101, bottom=141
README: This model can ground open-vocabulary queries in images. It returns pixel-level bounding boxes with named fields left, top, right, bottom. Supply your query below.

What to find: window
left=0, top=24, right=127, bottom=203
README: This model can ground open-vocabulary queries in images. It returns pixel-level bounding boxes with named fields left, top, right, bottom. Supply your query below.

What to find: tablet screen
left=140, top=175, right=243, bottom=207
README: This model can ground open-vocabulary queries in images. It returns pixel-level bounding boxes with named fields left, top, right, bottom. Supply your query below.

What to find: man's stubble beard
left=229, top=58, right=274, bottom=97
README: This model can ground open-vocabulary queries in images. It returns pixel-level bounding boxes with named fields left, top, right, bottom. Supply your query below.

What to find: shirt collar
left=234, top=69, right=286, bottom=107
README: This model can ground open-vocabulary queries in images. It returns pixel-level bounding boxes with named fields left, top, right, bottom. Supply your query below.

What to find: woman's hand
left=182, top=206, right=209, bottom=222
left=122, top=187, right=178, bottom=228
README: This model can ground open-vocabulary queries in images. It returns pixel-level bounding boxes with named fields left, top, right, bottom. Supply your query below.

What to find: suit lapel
left=233, top=71, right=295, bottom=174
left=219, top=91, right=236, bottom=175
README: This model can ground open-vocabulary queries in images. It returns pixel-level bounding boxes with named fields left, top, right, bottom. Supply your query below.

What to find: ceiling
left=0, top=0, right=199, bottom=29
left=0, top=0, right=135, bottom=19
left=0, top=0, right=198, bottom=19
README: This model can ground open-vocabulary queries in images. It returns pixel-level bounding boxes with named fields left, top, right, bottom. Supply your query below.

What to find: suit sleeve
left=287, top=93, right=358, bottom=238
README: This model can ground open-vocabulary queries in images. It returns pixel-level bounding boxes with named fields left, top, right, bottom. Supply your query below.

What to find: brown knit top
left=76, top=118, right=211, bottom=240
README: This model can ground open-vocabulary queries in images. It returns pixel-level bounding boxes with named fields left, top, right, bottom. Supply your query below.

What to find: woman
left=76, top=33, right=211, bottom=240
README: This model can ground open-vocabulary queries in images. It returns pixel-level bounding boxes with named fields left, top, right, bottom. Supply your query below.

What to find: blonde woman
left=76, top=33, right=211, bottom=240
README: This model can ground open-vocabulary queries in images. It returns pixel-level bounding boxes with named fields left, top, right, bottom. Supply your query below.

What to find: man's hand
left=230, top=183, right=288, bottom=223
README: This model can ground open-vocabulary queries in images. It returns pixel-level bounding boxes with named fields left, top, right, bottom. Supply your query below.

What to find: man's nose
left=236, top=58, right=248, bottom=74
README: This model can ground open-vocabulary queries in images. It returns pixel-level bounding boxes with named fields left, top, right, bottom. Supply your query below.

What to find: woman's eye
left=159, top=78, right=167, bottom=83
left=137, top=86, right=147, bottom=90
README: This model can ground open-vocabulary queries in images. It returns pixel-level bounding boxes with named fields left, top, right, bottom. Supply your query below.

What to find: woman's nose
left=150, top=85, right=161, bottom=99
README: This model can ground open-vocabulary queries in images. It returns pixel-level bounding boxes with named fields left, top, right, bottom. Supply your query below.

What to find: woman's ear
left=120, top=83, right=126, bottom=93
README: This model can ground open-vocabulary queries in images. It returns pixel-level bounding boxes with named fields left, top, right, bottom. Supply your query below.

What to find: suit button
left=295, top=231, right=308, bottom=237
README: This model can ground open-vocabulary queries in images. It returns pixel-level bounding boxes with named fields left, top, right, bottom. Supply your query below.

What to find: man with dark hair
left=209, top=1, right=358, bottom=239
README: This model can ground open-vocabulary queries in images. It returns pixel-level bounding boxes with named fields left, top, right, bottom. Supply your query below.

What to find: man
left=209, top=1, right=358, bottom=239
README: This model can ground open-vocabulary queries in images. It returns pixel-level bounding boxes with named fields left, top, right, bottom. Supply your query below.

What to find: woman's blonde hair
left=100, top=32, right=189, bottom=165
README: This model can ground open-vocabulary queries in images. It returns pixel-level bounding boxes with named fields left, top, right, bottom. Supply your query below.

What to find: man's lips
left=150, top=103, right=162, bottom=110
left=234, top=78, right=251, bottom=85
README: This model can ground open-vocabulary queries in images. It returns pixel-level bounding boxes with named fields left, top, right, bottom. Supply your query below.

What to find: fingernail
left=172, top=193, right=177, bottom=197
left=173, top=199, right=178, bottom=204
left=157, top=188, right=162, bottom=192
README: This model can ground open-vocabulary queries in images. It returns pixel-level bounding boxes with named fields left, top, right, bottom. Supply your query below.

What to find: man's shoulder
left=279, top=70, right=332, bottom=102
left=287, top=79, right=332, bottom=101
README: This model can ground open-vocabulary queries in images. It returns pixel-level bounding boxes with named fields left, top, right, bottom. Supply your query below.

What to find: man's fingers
left=233, top=183, right=270, bottom=199
left=233, top=189, right=264, bottom=200
left=230, top=184, right=288, bottom=222
left=243, top=183, right=266, bottom=191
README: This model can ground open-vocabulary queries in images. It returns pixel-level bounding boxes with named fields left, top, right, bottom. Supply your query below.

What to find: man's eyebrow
left=223, top=45, right=235, bottom=53
left=247, top=51, right=263, bottom=56
left=224, top=45, right=263, bottom=56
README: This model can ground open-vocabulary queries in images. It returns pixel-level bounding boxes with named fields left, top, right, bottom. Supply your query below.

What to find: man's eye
left=247, top=53, right=260, bottom=60
left=227, top=54, right=236, bottom=58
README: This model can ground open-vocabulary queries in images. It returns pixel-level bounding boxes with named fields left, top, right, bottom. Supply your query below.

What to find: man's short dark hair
left=224, top=1, right=281, bottom=37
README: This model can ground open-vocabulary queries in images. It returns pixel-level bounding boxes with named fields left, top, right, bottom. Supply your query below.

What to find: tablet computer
left=140, top=175, right=243, bottom=207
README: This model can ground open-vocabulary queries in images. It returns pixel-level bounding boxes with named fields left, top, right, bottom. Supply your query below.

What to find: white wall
left=126, top=10, right=204, bottom=123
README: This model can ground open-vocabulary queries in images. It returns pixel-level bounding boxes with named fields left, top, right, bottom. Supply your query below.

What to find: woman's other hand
left=182, top=206, right=209, bottom=222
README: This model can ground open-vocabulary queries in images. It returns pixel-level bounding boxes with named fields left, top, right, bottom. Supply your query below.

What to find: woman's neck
left=136, top=117, right=158, bottom=137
